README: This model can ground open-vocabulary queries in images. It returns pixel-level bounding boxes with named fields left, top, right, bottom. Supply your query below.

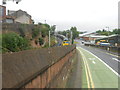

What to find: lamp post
left=54, top=25, right=57, bottom=43
left=70, top=31, right=73, bottom=44
left=106, top=27, right=109, bottom=43
left=49, top=30, right=50, bottom=47
left=45, top=20, right=46, bottom=24
left=2, top=0, right=21, bottom=4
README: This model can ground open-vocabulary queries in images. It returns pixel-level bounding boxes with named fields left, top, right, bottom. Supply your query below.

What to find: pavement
left=66, top=50, right=82, bottom=88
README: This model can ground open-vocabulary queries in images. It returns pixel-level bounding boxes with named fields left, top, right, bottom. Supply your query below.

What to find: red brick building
left=0, top=5, right=6, bottom=22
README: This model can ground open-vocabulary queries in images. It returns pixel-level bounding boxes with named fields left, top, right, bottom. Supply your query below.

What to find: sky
left=0, top=0, right=119, bottom=32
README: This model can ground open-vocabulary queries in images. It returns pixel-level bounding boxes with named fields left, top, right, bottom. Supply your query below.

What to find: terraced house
left=8, top=9, right=34, bottom=24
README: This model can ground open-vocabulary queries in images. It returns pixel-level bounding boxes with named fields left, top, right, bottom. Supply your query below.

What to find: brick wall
left=2, top=45, right=76, bottom=88
left=22, top=49, right=76, bottom=88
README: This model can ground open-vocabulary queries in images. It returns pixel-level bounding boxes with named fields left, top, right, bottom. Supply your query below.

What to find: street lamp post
left=49, top=30, right=50, bottom=47
left=106, top=27, right=109, bottom=43
left=70, top=31, right=73, bottom=44
left=2, top=0, right=21, bottom=4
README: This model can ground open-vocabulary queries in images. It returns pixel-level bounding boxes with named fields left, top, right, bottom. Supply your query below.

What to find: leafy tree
left=50, top=25, right=56, bottom=35
left=32, top=27, right=40, bottom=38
left=112, top=29, right=120, bottom=35
left=38, top=22, right=42, bottom=25
left=39, top=37, right=44, bottom=45
left=2, top=33, right=30, bottom=52
left=40, top=24, right=50, bottom=37
left=95, top=29, right=119, bottom=36
left=19, top=27, right=25, bottom=37
left=70, top=27, right=79, bottom=39
left=58, top=27, right=79, bottom=40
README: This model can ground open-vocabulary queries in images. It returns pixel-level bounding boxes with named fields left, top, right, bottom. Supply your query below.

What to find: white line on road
left=112, top=58, right=120, bottom=62
left=77, top=47, right=120, bottom=77
left=88, top=58, right=96, bottom=64
left=92, top=61, right=96, bottom=64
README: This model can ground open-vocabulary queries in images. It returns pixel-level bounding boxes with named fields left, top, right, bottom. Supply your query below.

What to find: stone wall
left=1, top=23, right=40, bottom=39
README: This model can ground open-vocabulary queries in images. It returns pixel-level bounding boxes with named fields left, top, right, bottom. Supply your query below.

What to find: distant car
left=81, top=41, right=84, bottom=44
left=99, top=43, right=111, bottom=46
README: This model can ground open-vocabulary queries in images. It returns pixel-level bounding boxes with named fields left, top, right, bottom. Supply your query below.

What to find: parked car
left=99, top=43, right=111, bottom=46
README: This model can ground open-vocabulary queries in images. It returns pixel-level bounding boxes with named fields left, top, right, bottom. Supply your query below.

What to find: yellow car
left=62, top=40, right=70, bottom=46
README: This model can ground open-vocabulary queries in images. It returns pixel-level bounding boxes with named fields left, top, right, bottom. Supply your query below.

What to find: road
left=75, top=40, right=119, bottom=88
left=53, top=36, right=63, bottom=47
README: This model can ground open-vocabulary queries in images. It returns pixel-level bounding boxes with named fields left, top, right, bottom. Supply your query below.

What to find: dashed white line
left=112, top=58, right=120, bottom=62
left=92, top=61, right=96, bottom=64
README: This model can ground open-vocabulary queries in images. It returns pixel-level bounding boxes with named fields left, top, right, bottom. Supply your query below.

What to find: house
left=0, top=5, right=15, bottom=23
left=8, top=9, right=33, bottom=24
left=0, top=6, right=33, bottom=24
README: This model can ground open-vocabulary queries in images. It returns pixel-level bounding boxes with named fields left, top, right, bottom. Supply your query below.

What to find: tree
left=39, top=37, right=44, bottom=45
left=40, top=24, right=50, bottom=37
left=70, top=27, right=79, bottom=39
left=96, top=29, right=114, bottom=36
left=50, top=25, right=56, bottom=35
left=2, top=33, right=30, bottom=52
left=32, top=27, right=40, bottom=38
left=112, top=29, right=120, bottom=35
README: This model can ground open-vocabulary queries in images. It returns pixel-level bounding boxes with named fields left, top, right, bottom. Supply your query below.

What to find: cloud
left=2, top=0, right=119, bottom=31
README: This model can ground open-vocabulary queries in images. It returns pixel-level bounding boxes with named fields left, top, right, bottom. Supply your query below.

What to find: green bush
left=39, top=37, right=44, bottom=45
left=2, top=33, right=30, bottom=52
left=32, top=27, right=40, bottom=38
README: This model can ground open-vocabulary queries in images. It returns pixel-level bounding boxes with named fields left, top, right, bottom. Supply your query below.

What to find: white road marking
left=92, top=61, right=96, bottom=64
left=88, top=58, right=96, bottom=64
left=88, top=58, right=95, bottom=60
left=112, top=58, right=120, bottom=62
left=77, top=47, right=120, bottom=77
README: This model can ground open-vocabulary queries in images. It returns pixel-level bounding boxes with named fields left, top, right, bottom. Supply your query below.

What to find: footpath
left=66, top=49, right=82, bottom=88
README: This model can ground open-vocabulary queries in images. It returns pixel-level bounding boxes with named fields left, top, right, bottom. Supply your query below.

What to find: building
left=79, top=32, right=107, bottom=42
left=0, top=5, right=15, bottom=23
left=8, top=10, right=16, bottom=15
left=0, top=5, right=6, bottom=22
left=95, top=34, right=120, bottom=47
left=3, top=16, right=15, bottom=23
left=8, top=9, right=33, bottom=24
left=0, top=6, right=33, bottom=24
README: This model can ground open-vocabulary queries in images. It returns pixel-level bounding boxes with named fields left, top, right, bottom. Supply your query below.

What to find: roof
left=79, top=32, right=96, bottom=37
left=5, top=16, right=15, bottom=19
left=0, top=5, right=6, bottom=8
left=95, top=34, right=120, bottom=40
left=9, top=9, right=31, bottom=19
left=90, top=35, right=107, bottom=38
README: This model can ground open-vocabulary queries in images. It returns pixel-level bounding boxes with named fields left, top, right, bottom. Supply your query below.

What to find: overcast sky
left=1, top=0, right=119, bottom=32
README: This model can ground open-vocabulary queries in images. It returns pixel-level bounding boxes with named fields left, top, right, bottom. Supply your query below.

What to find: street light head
left=2, top=0, right=21, bottom=4
left=2, top=1, right=6, bottom=4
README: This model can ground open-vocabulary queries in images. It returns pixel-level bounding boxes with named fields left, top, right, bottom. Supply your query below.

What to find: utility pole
left=106, top=27, right=109, bottom=43
left=49, top=30, right=50, bottom=47
left=71, top=31, right=73, bottom=44
left=45, top=20, right=46, bottom=24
